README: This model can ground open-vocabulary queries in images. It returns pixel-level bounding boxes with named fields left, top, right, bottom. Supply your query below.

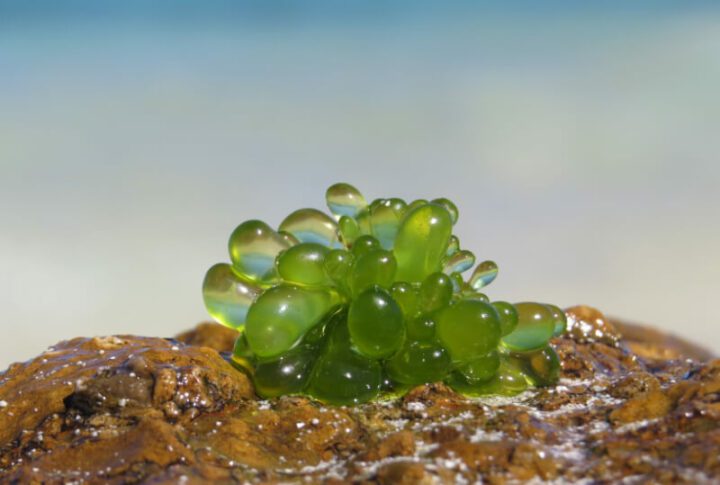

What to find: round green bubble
left=338, top=215, right=361, bottom=245
left=390, top=281, right=419, bottom=319
left=245, top=285, right=338, bottom=358
left=348, top=286, right=405, bottom=359
left=351, top=234, right=380, bottom=257
left=447, top=357, right=527, bottom=396
left=276, top=243, right=330, bottom=287
left=458, top=351, right=500, bottom=384
left=370, top=198, right=406, bottom=250
left=394, top=203, right=453, bottom=282
left=279, top=208, right=341, bottom=248
left=520, top=346, right=560, bottom=386
left=308, top=350, right=382, bottom=405
left=491, top=301, right=519, bottom=337
left=253, top=347, right=316, bottom=398
left=431, top=198, right=459, bottom=225
left=544, top=304, right=567, bottom=337
left=419, top=272, right=453, bottom=314
left=501, top=302, right=556, bottom=352
left=323, top=249, right=353, bottom=286
left=228, top=220, right=290, bottom=282
left=387, top=341, right=451, bottom=386
left=405, top=316, right=436, bottom=342
left=326, top=183, right=367, bottom=219
left=309, top=355, right=381, bottom=405
left=436, top=300, right=501, bottom=363
left=202, top=263, right=262, bottom=329
left=349, top=249, right=397, bottom=296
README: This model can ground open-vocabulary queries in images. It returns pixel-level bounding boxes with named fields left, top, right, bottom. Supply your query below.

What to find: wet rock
left=0, top=312, right=719, bottom=484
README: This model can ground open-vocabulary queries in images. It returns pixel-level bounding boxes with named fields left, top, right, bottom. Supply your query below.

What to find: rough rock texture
left=0, top=306, right=718, bottom=484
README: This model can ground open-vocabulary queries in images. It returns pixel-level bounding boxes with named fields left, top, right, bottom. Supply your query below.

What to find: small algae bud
left=202, top=183, right=566, bottom=405
left=228, top=220, right=289, bottom=282
left=442, top=249, right=476, bottom=275
left=502, top=302, right=557, bottom=352
left=469, top=260, right=499, bottom=290
left=276, top=243, right=330, bottom=287
left=349, top=249, right=397, bottom=296
left=202, top=263, right=261, bottom=329
left=436, top=300, right=501, bottom=362
left=387, top=341, right=451, bottom=386
left=280, top=208, right=341, bottom=248
left=326, top=182, right=368, bottom=219
left=394, top=203, right=453, bottom=282
left=245, top=285, right=338, bottom=358
left=491, top=301, right=519, bottom=336
left=348, top=286, right=405, bottom=359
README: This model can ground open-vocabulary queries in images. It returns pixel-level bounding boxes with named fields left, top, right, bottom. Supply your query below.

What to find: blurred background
left=1, top=1, right=719, bottom=368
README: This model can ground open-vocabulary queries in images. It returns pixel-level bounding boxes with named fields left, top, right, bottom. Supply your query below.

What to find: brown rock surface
left=1, top=306, right=718, bottom=484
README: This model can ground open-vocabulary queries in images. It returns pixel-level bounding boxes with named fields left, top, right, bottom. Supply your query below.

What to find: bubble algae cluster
left=203, top=183, right=566, bottom=405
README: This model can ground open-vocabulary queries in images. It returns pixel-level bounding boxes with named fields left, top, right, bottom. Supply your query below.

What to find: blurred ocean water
left=1, top=2, right=719, bottom=367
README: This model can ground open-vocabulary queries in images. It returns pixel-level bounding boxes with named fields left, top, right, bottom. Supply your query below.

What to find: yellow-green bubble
left=202, top=263, right=261, bottom=329
left=394, top=203, right=453, bottom=282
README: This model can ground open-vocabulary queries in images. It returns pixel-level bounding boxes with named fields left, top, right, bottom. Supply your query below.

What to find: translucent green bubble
left=231, top=332, right=254, bottom=371
left=442, top=250, right=476, bottom=275
left=406, top=199, right=428, bottom=213
left=279, top=208, right=341, bottom=248
left=276, top=243, right=330, bottom=287
left=458, top=351, right=500, bottom=384
left=308, top=350, right=382, bottom=405
left=436, top=300, right=501, bottom=363
left=491, top=301, right=519, bottom=337
left=469, top=260, right=499, bottom=290
left=390, top=281, right=419, bottom=320
left=351, top=234, right=380, bottom=257
left=338, top=215, right=361, bottom=245
left=431, top=198, right=459, bottom=225
left=370, top=198, right=406, bottom=250
left=501, top=302, right=556, bottom=352
left=245, top=285, right=338, bottom=358
left=520, top=346, right=560, bottom=386
left=202, top=263, right=262, bottom=329
left=406, top=316, right=436, bottom=342
left=348, top=286, right=405, bottom=359
left=419, top=272, right=453, bottom=314
left=228, top=220, right=290, bottom=282
left=253, top=347, right=316, bottom=398
left=544, top=304, right=567, bottom=337
left=386, top=341, right=451, bottom=386
left=323, top=249, right=353, bottom=287
left=446, top=235, right=460, bottom=257
left=447, top=357, right=527, bottom=396
left=394, top=203, right=453, bottom=282
left=350, top=249, right=397, bottom=296
left=278, top=231, right=300, bottom=246
left=326, top=182, right=367, bottom=219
